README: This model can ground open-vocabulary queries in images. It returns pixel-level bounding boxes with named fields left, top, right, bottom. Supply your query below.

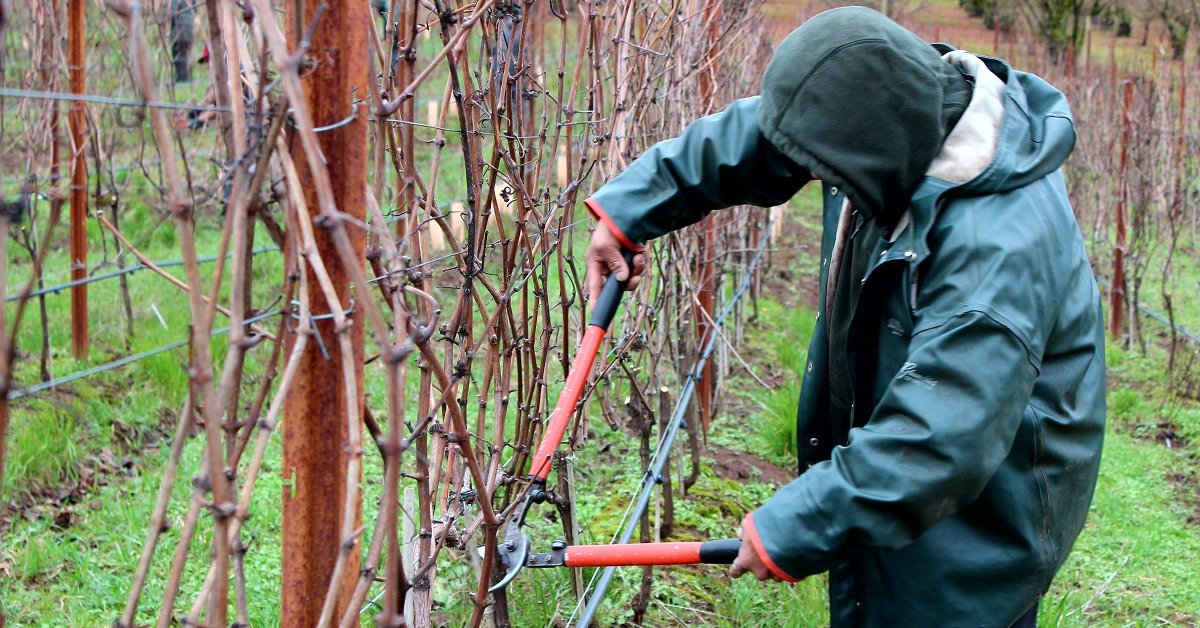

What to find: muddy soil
left=1, top=397, right=180, bottom=534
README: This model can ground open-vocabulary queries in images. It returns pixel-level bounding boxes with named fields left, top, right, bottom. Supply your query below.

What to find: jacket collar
left=927, top=50, right=1007, bottom=185
left=873, top=49, right=1008, bottom=271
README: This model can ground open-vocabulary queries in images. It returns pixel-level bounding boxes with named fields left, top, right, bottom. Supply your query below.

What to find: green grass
left=4, top=406, right=82, bottom=491
left=4, top=3, right=1200, bottom=626
left=1, top=12, right=640, bottom=623
left=2, top=189, right=283, bottom=499
left=1045, top=427, right=1200, bottom=625
left=3, top=435, right=284, bottom=624
left=756, top=302, right=815, bottom=460
left=4, top=190, right=1200, bottom=626
left=1039, top=338, right=1200, bottom=626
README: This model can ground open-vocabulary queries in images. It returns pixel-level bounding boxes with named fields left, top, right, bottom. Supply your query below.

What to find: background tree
left=1121, top=0, right=1196, bottom=59
left=1015, top=0, right=1111, bottom=62
left=830, top=0, right=933, bottom=20
left=1153, top=0, right=1194, bottom=59
left=959, top=0, right=1019, bottom=32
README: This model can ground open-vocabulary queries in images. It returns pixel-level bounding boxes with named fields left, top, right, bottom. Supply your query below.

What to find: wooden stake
left=426, top=216, right=446, bottom=251
left=556, top=153, right=568, bottom=187
left=1110, top=80, right=1133, bottom=341
left=450, top=201, right=466, bottom=242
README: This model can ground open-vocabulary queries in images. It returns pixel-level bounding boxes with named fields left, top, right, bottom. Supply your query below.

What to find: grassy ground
left=0, top=3, right=536, bottom=500
left=1044, top=342, right=1200, bottom=625
left=4, top=158, right=1200, bottom=627
left=4, top=2, right=1200, bottom=626
left=2, top=197, right=283, bottom=496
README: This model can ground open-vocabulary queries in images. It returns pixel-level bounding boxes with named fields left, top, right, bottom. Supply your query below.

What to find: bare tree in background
left=1153, top=0, right=1195, bottom=59
left=0, top=0, right=11, bottom=38
left=960, top=0, right=1020, bottom=32
left=1013, top=0, right=1111, bottom=61
left=827, top=0, right=933, bottom=20
left=1119, top=0, right=1196, bottom=58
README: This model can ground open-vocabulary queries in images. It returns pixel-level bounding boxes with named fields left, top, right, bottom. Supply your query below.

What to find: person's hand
left=584, top=222, right=648, bottom=304
left=729, top=513, right=786, bottom=582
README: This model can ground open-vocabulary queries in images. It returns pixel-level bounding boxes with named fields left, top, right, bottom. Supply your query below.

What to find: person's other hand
left=729, top=513, right=785, bottom=582
left=584, top=222, right=647, bottom=304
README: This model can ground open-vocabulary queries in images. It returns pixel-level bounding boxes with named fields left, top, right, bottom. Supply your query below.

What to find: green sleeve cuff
left=744, top=512, right=801, bottom=582
left=583, top=198, right=645, bottom=252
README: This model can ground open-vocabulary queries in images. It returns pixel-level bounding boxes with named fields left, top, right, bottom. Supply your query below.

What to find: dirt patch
left=1114, top=414, right=1190, bottom=452
left=1157, top=426, right=1188, bottom=450
left=758, top=214, right=820, bottom=312
left=706, top=444, right=794, bottom=488
left=2, top=447, right=134, bottom=534
left=1, top=400, right=180, bottom=535
left=1167, top=466, right=1200, bottom=527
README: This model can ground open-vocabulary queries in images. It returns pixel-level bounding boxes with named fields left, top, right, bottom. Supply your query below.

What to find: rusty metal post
left=281, top=0, right=369, bottom=623
left=0, top=207, right=9, bottom=628
left=1110, top=79, right=1133, bottom=340
left=69, top=0, right=87, bottom=360
left=694, top=222, right=715, bottom=435
left=693, top=2, right=721, bottom=436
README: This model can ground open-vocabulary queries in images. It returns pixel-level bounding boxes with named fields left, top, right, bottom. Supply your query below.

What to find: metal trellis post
left=69, top=0, right=88, bottom=360
left=281, top=0, right=370, bottom=623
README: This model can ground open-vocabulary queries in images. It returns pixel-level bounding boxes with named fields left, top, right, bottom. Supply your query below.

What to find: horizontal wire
left=7, top=246, right=279, bottom=302
left=7, top=308, right=281, bottom=401
left=0, top=87, right=233, bottom=113
left=6, top=216, right=593, bottom=402
left=1095, top=275, right=1200, bottom=345
left=2, top=153, right=217, bottom=186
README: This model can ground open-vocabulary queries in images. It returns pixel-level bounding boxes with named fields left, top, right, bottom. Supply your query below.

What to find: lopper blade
left=487, top=525, right=531, bottom=592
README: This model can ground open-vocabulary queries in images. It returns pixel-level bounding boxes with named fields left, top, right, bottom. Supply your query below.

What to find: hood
left=929, top=45, right=1077, bottom=196
left=758, top=6, right=972, bottom=226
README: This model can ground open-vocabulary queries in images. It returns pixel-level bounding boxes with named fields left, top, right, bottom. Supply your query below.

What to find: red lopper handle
left=563, top=539, right=741, bottom=567
left=526, top=250, right=634, bottom=481
left=528, top=324, right=608, bottom=480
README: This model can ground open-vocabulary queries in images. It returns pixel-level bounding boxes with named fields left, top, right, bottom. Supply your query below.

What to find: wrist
left=743, top=512, right=800, bottom=583
left=584, top=198, right=644, bottom=253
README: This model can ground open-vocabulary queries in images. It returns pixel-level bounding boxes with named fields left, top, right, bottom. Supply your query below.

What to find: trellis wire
left=6, top=246, right=278, bottom=302
left=7, top=307, right=281, bottom=401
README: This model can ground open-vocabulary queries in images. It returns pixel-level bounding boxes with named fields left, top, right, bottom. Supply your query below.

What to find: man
left=168, top=0, right=194, bottom=84
left=582, top=7, right=1105, bottom=627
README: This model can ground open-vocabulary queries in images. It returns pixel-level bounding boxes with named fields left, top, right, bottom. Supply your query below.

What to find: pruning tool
left=489, top=251, right=741, bottom=592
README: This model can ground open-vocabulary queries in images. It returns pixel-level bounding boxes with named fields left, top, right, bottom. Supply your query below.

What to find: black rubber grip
left=698, top=538, right=741, bottom=564
left=588, top=250, right=636, bottom=330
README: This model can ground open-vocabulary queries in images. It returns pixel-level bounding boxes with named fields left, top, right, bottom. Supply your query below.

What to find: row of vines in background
left=881, top=2, right=1200, bottom=383
left=0, top=0, right=776, bottom=625
left=1050, top=26, right=1200, bottom=382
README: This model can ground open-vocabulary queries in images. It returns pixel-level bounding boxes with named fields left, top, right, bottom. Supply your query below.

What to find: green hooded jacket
left=584, top=8, right=1105, bottom=627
